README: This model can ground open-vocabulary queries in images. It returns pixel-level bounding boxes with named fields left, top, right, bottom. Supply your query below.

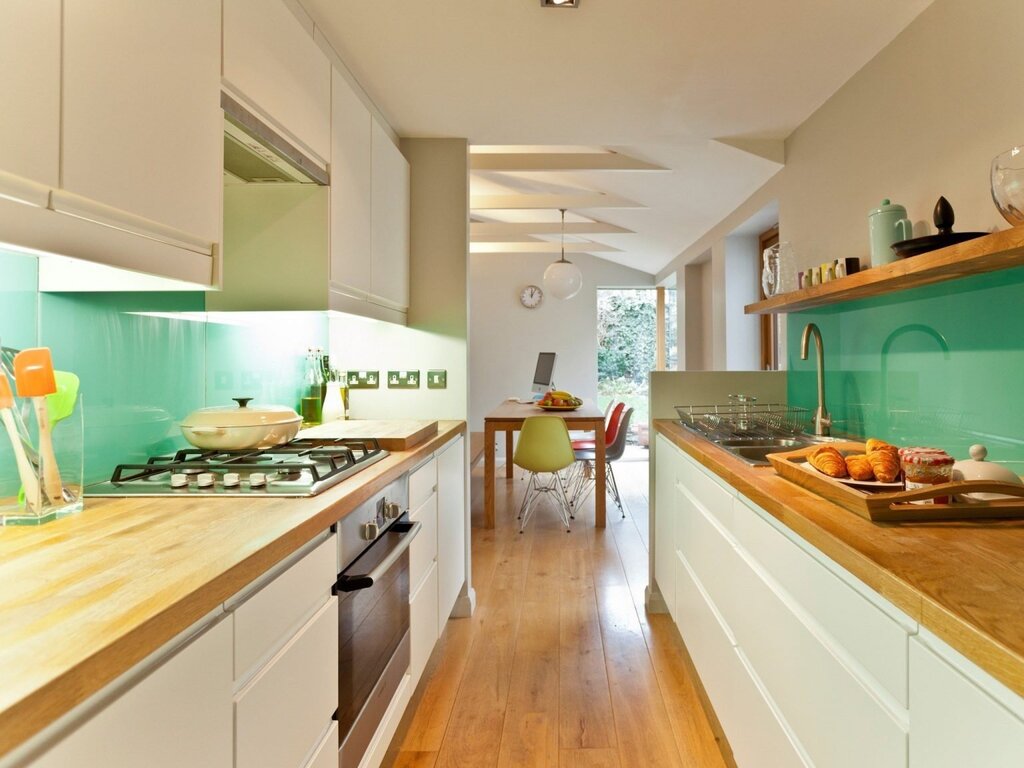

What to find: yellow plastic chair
left=512, top=415, right=576, bottom=532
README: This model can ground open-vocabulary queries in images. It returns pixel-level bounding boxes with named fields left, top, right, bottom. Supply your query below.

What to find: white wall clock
left=520, top=284, right=543, bottom=308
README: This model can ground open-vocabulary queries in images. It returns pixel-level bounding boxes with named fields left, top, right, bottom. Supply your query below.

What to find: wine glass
left=991, top=146, right=1024, bottom=226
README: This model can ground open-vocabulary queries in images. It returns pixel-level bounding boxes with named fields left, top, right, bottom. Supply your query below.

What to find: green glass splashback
left=787, top=266, right=1024, bottom=461
left=0, top=249, right=329, bottom=494
left=40, top=292, right=207, bottom=483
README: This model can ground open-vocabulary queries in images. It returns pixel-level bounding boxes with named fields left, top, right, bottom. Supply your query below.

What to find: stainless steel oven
left=334, top=476, right=417, bottom=767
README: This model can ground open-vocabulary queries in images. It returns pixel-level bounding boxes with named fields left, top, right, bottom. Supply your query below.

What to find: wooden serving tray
left=768, top=441, right=1024, bottom=522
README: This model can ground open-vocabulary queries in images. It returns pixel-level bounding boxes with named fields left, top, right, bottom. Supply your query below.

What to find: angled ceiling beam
left=470, top=193, right=644, bottom=210
left=470, top=152, right=668, bottom=172
left=470, top=241, right=621, bottom=254
left=712, top=137, right=786, bottom=165
left=470, top=221, right=634, bottom=237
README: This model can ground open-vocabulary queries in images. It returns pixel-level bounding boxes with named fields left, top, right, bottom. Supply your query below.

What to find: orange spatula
left=0, top=371, right=40, bottom=509
left=12, top=348, right=63, bottom=502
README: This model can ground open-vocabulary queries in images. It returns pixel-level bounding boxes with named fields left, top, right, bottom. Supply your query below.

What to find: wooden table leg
left=505, top=429, right=514, bottom=478
left=595, top=422, right=606, bottom=528
left=484, top=422, right=496, bottom=529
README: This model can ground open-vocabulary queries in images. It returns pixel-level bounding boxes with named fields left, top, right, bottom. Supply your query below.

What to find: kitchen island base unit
left=653, top=431, right=1024, bottom=767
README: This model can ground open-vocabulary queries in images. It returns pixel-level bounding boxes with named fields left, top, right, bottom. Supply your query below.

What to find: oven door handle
left=333, top=520, right=421, bottom=593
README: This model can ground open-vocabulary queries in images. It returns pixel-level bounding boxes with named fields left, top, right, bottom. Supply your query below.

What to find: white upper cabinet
left=330, top=70, right=373, bottom=297
left=370, top=119, right=410, bottom=310
left=223, top=0, right=331, bottom=164
left=0, top=0, right=60, bottom=196
left=60, top=0, right=222, bottom=252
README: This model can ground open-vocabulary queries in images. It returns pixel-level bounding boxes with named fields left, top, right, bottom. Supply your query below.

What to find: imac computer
left=528, top=352, right=556, bottom=401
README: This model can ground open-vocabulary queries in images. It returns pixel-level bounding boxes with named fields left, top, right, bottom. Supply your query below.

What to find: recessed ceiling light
left=541, top=0, right=579, bottom=7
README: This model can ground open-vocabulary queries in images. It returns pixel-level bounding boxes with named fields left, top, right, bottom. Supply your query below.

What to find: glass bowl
left=991, top=146, right=1024, bottom=226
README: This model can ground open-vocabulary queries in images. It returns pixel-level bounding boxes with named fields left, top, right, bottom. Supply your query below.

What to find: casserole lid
left=181, top=398, right=301, bottom=428
left=952, top=444, right=1023, bottom=485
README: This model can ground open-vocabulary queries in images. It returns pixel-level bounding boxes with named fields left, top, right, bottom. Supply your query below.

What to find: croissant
left=866, top=438, right=897, bottom=457
left=844, top=454, right=875, bottom=481
left=868, top=450, right=901, bottom=482
left=808, top=445, right=849, bottom=478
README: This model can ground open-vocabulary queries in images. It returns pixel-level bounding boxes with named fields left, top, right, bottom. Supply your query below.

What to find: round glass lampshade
left=543, top=259, right=583, bottom=300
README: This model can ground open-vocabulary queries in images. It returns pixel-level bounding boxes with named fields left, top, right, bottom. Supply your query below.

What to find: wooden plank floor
left=388, top=454, right=728, bottom=768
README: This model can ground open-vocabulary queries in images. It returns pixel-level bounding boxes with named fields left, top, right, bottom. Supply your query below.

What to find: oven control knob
left=170, top=473, right=189, bottom=488
left=384, top=501, right=402, bottom=521
left=362, top=520, right=380, bottom=541
left=197, top=473, right=215, bottom=488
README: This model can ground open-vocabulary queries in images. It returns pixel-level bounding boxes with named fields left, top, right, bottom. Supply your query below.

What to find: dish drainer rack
left=675, top=402, right=811, bottom=440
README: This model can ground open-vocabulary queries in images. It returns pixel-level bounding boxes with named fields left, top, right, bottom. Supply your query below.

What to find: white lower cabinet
left=305, top=722, right=339, bottom=768
left=235, top=597, right=339, bottom=768
left=31, top=616, right=234, bottom=768
left=659, top=439, right=913, bottom=766
left=653, top=435, right=678, bottom=618
left=411, top=561, right=440, bottom=688
left=437, top=435, right=467, bottom=626
left=910, top=634, right=1024, bottom=767
left=675, top=551, right=809, bottom=767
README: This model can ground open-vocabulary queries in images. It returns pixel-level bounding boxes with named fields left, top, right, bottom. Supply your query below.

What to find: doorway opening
left=596, top=287, right=675, bottom=446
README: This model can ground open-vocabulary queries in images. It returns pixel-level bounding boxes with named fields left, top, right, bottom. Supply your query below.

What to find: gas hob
left=85, top=438, right=388, bottom=498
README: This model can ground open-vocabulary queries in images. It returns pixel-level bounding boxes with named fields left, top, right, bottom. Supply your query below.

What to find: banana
left=550, top=390, right=574, bottom=399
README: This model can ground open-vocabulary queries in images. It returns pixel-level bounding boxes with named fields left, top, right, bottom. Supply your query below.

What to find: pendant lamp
left=543, top=209, right=583, bottom=300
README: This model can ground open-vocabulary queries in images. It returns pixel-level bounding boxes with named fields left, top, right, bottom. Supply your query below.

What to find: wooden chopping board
left=301, top=419, right=439, bottom=450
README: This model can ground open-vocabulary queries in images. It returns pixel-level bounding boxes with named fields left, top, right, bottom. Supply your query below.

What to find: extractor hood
left=222, top=92, right=328, bottom=186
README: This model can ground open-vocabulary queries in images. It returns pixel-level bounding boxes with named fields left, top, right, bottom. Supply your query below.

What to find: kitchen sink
left=714, top=437, right=812, bottom=465
left=711, top=435, right=845, bottom=465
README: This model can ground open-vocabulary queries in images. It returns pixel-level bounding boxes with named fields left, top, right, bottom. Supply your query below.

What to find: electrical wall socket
left=387, top=370, right=420, bottom=389
left=346, top=370, right=379, bottom=389
left=427, top=369, right=447, bottom=389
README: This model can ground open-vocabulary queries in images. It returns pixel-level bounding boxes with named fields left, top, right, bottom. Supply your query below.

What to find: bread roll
left=844, top=454, right=875, bottom=481
left=808, top=445, right=849, bottom=478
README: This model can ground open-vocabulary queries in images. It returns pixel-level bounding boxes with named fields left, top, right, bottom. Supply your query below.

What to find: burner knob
left=362, top=520, right=380, bottom=541
left=249, top=472, right=266, bottom=488
left=384, top=501, right=402, bottom=521
left=170, top=473, right=189, bottom=488
left=197, top=473, right=215, bottom=488
left=223, top=472, right=240, bottom=488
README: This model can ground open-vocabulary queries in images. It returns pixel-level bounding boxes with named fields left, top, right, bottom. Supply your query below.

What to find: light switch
left=427, top=369, right=447, bottom=389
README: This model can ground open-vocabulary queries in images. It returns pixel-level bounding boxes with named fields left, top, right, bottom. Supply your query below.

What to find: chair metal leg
left=556, top=479, right=574, bottom=532
left=606, top=463, right=626, bottom=518
left=517, top=473, right=536, bottom=519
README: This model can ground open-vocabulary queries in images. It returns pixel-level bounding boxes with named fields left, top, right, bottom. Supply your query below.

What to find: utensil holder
left=1, top=393, right=84, bottom=526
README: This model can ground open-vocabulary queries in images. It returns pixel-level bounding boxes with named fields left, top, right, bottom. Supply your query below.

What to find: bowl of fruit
left=537, top=391, right=583, bottom=410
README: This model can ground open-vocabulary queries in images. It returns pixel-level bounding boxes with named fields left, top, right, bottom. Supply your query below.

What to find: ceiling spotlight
left=541, top=0, right=579, bottom=7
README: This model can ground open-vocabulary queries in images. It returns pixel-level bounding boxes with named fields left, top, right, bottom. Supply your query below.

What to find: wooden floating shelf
left=745, top=225, right=1024, bottom=315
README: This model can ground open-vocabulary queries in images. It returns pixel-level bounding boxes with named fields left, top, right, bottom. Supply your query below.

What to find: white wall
left=469, top=252, right=653, bottom=431
left=328, top=314, right=466, bottom=419
left=658, top=0, right=1024, bottom=294
left=724, top=235, right=760, bottom=371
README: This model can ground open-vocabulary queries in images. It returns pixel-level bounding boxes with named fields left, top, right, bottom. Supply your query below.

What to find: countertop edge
left=0, top=421, right=466, bottom=759
left=653, top=419, right=1024, bottom=700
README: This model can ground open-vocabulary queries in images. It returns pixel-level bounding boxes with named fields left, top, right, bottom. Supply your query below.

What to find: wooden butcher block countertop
left=655, top=419, right=1024, bottom=700
left=0, top=420, right=465, bottom=758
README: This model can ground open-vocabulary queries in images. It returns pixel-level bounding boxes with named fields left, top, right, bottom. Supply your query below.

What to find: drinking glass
left=991, top=146, right=1024, bottom=226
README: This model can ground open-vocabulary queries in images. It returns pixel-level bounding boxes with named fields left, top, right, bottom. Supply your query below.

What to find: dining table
left=483, top=399, right=607, bottom=528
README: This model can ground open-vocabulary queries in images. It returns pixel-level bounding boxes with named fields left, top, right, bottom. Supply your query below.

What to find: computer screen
left=531, top=352, right=556, bottom=394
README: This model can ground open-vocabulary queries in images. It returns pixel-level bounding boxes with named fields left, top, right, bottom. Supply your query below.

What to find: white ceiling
left=301, top=0, right=933, bottom=275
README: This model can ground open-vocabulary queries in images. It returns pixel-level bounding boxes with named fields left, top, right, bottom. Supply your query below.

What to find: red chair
left=572, top=401, right=624, bottom=451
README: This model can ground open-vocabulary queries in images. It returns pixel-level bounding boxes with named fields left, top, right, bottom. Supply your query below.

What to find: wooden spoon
left=0, top=372, right=40, bottom=509
left=12, top=348, right=63, bottom=502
